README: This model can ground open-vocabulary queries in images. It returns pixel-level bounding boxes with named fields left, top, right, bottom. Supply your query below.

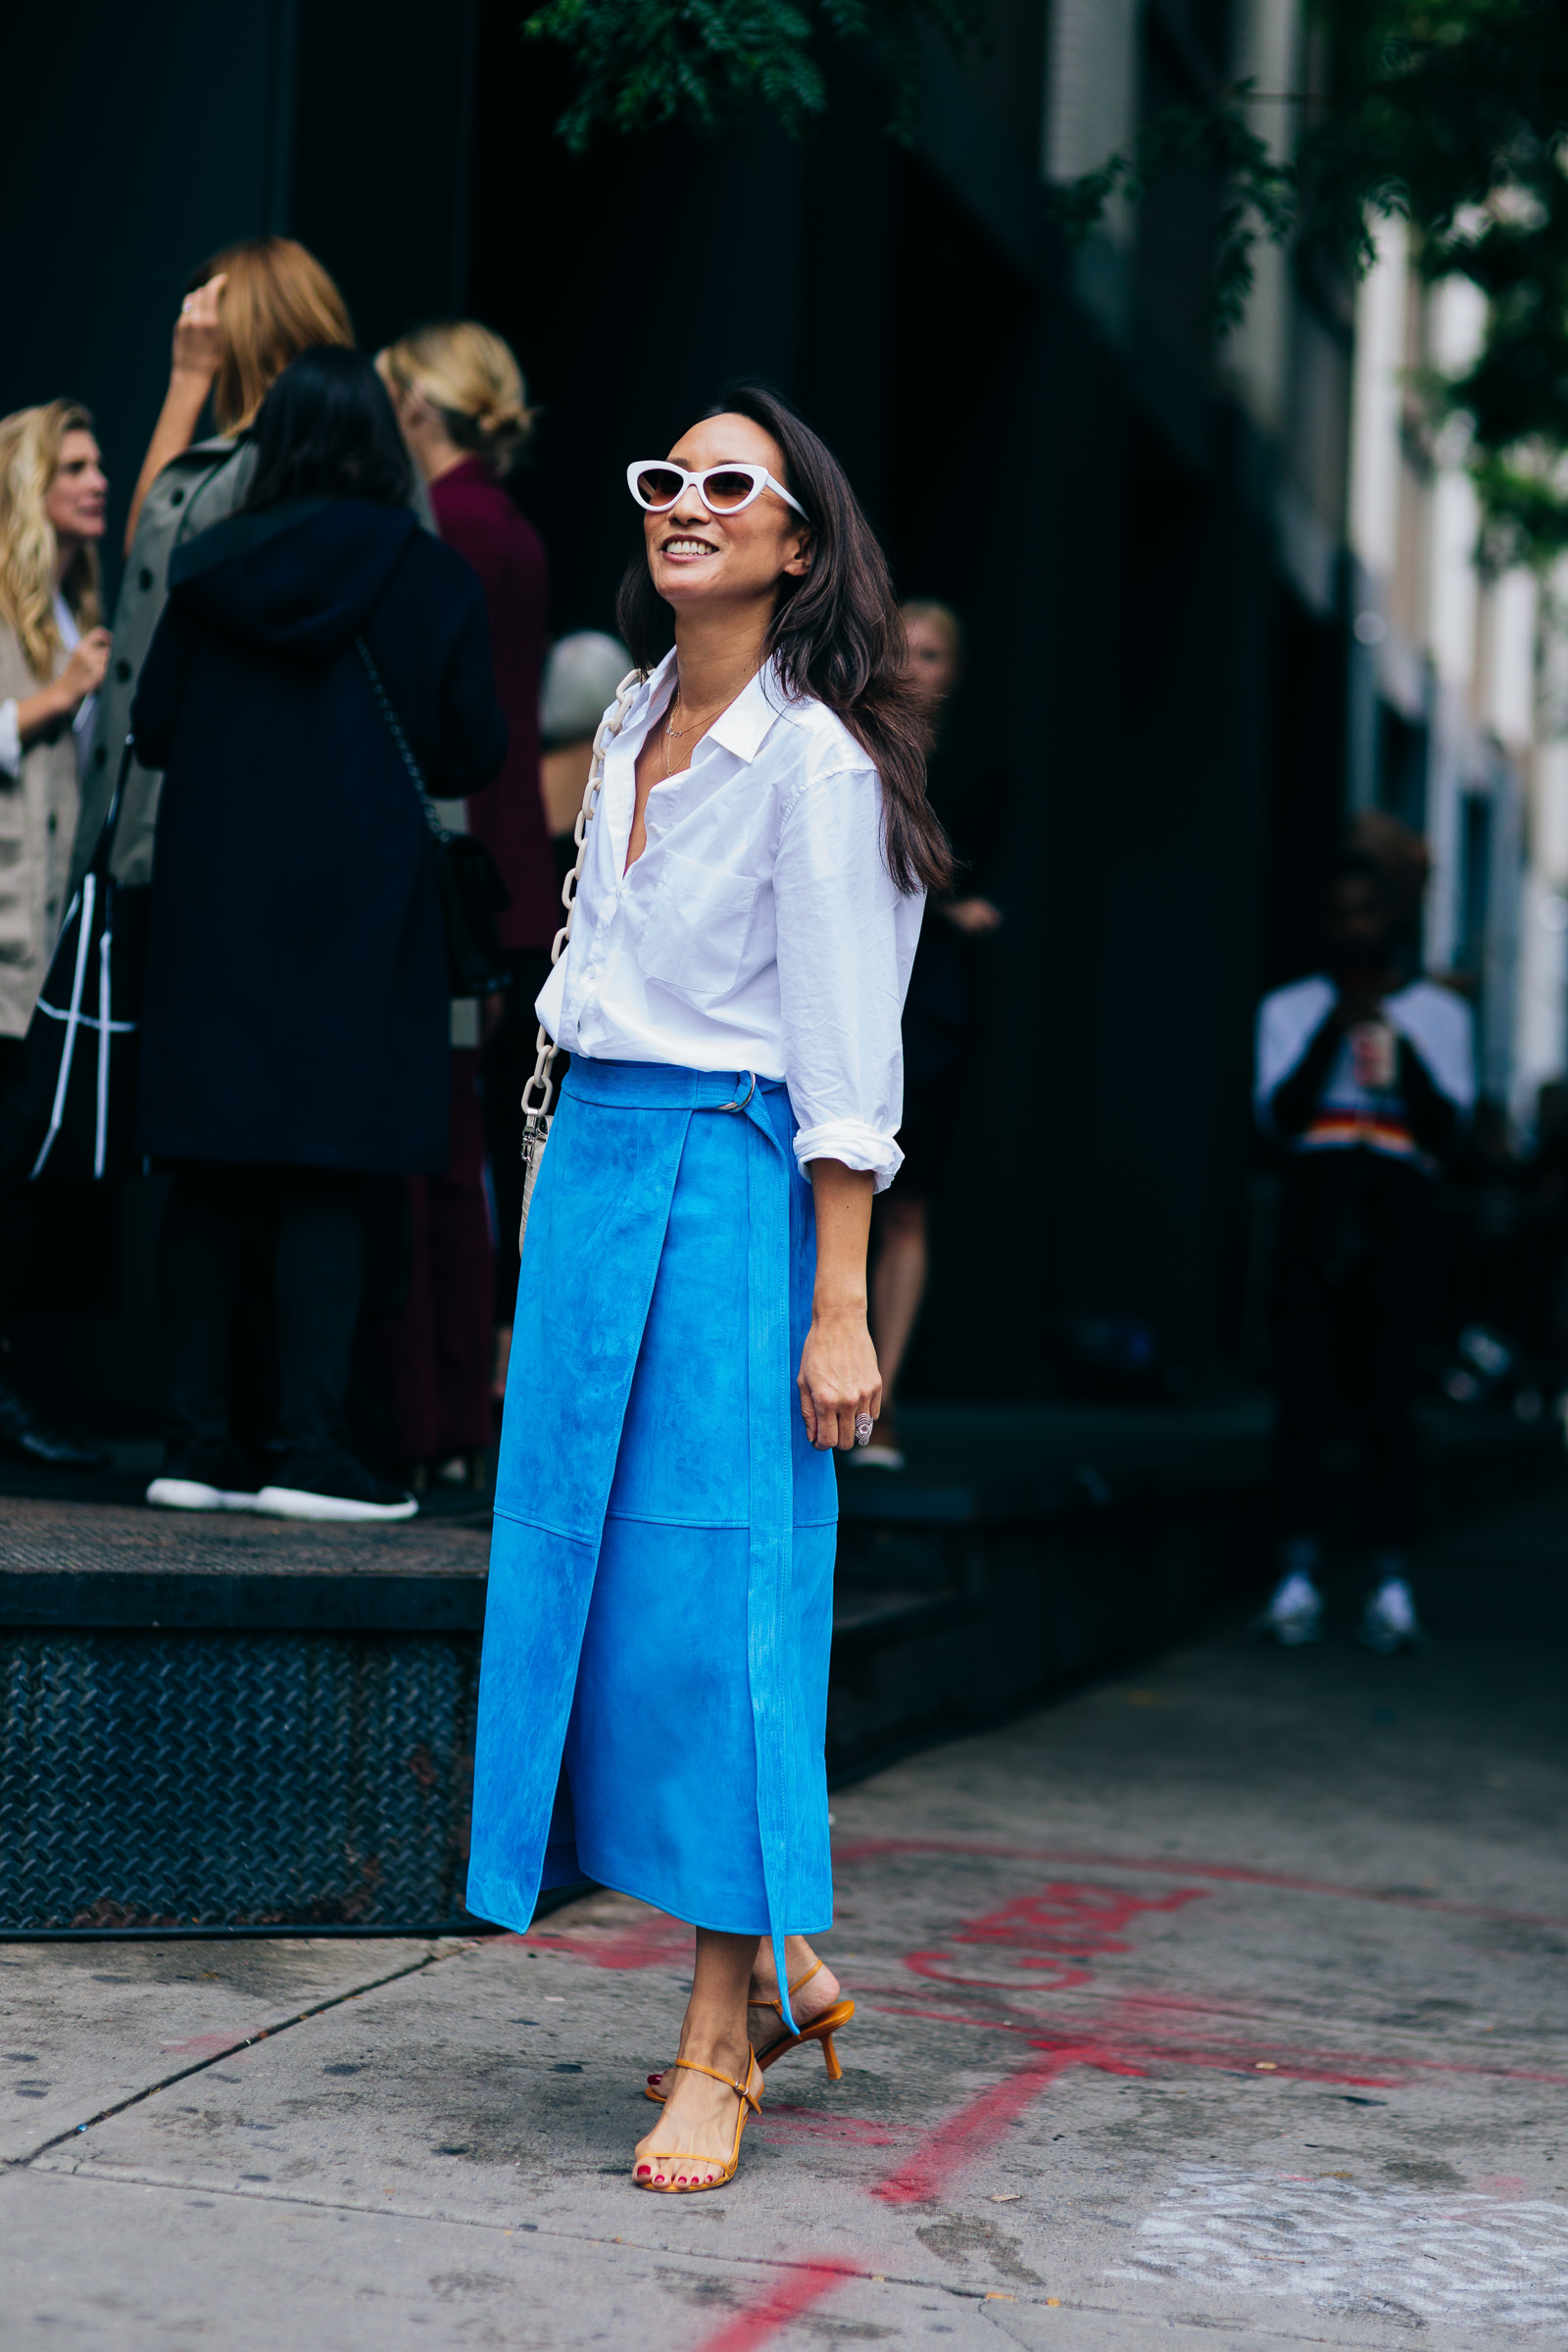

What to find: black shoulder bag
left=356, top=636, right=512, bottom=999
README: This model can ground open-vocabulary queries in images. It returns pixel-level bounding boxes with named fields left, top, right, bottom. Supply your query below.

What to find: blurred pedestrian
left=131, top=349, right=506, bottom=1523
left=859, top=600, right=1001, bottom=1469
left=1254, top=851, right=1475, bottom=1651
left=540, top=630, right=633, bottom=883
left=466, top=625, right=636, bottom=1398
left=378, top=322, right=552, bottom=1458
left=66, top=236, right=353, bottom=906
left=467, top=385, right=946, bottom=2195
left=0, top=401, right=113, bottom=1468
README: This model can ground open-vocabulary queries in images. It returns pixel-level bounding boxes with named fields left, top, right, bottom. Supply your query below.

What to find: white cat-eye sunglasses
left=626, top=461, right=807, bottom=518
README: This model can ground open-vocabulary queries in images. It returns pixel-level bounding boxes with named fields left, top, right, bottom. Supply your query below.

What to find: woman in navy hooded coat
left=131, top=348, right=507, bottom=1522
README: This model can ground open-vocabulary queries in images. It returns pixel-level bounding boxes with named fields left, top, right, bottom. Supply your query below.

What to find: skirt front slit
left=467, top=1057, right=837, bottom=1991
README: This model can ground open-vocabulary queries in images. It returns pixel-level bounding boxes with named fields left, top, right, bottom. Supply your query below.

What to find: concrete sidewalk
left=3, top=1481, right=1566, bottom=2350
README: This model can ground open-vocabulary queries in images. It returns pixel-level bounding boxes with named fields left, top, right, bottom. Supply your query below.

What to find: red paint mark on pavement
left=156, top=2034, right=250, bottom=2056
left=869, top=1994, right=1568, bottom=2089
left=874, top=2045, right=1132, bottom=2205
left=695, top=2261, right=858, bottom=2352
left=832, top=1838, right=1568, bottom=1930
left=955, top=1881, right=1206, bottom=1955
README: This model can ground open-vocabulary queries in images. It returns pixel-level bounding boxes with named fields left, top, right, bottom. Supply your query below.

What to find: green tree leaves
left=1057, top=0, right=1568, bottom=564
left=523, top=0, right=986, bottom=150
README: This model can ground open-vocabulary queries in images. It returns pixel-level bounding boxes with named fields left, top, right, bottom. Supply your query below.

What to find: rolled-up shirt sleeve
left=774, top=758, right=923, bottom=1193
left=0, top=701, right=21, bottom=782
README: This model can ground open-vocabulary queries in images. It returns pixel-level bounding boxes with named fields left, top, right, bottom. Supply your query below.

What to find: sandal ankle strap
left=750, top=1956, right=827, bottom=2017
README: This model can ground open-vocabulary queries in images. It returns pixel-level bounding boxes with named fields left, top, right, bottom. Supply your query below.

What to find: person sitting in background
left=539, top=629, right=634, bottom=884
left=1254, top=851, right=1475, bottom=1652
left=859, top=600, right=1004, bottom=1469
left=64, top=236, right=353, bottom=911
left=0, top=401, right=113, bottom=1468
left=377, top=321, right=554, bottom=1464
left=131, top=348, right=506, bottom=1523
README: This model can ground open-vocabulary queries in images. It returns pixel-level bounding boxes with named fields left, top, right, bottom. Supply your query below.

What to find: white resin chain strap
left=517, top=668, right=644, bottom=1249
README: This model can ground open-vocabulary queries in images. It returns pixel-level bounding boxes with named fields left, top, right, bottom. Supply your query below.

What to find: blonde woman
left=65, top=237, right=353, bottom=909
left=379, top=324, right=554, bottom=1440
left=0, top=399, right=112, bottom=1471
left=0, top=402, right=111, bottom=1050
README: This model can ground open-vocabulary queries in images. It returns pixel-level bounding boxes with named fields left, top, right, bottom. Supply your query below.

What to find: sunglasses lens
left=702, top=468, right=758, bottom=511
left=635, top=466, right=684, bottom=509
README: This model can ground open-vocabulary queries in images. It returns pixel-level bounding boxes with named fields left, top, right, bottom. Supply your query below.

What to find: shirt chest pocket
left=639, top=849, right=760, bottom=1003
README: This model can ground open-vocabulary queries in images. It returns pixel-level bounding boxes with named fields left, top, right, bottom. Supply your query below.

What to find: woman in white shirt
left=467, top=384, right=949, bottom=2195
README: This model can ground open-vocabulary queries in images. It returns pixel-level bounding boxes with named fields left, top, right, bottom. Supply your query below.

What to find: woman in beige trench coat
left=0, top=400, right=111, bottom=1051
left=0, top=398, right=113, bottom=1470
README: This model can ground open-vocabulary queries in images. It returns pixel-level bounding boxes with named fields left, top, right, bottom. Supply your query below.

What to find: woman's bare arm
left=798, top=1158, right=881, bottom=1450
left=122, top=274, right=227, bottom=557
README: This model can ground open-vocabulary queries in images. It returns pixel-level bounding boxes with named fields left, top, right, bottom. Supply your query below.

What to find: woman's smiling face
left=644, top=413, right=810, bottom=617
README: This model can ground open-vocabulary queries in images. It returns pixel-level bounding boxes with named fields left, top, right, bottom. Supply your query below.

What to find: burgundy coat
left=431, top=457, right=555, bottom=954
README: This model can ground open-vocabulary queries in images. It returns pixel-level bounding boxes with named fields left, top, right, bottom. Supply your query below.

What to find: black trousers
left=481, top=948, right=555, bottom=1327
left=1271, top=1148, right=1436, bottom=1549
left=158, top=1161, right=374, bottom=1466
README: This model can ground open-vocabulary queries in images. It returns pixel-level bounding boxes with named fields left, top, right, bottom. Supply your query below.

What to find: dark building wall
left=0, top=1, right=296, bottom=582
left=5, top=0, right=1350, bottom=1418
left=290, top=0, right=480, bottom=348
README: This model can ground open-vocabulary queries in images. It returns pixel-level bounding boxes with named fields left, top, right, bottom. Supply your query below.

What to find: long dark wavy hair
left=615, top=382, right=952, bottom=897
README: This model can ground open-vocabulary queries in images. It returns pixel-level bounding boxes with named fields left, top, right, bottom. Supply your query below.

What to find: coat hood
left=168, top=499, right=418, bottom=661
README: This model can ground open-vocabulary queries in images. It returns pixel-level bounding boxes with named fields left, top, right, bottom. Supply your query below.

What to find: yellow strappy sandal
left=644, top=1960, right=855, bottom=2103
left=633, top=2051, right=762, bottom=2192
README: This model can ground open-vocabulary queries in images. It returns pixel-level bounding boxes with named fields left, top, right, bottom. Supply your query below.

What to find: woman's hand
left=799, top=1302, right=881, bottom=1451
left=59, top=628, right=112, bottom=709
left=16, top=628, right=112, bottom=748
left=800, top=1158, right=880, bottom=1449
left=123, top=273, right=229, bottom=557
left=171, top=273, right=227, bottom=387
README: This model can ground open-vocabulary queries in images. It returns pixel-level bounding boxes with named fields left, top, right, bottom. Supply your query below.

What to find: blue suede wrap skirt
left=466, top=1055, right=837, bottom=2021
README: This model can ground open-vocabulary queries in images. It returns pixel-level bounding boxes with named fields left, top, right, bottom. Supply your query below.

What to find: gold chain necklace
left=662, top=685, right=717, bottom=778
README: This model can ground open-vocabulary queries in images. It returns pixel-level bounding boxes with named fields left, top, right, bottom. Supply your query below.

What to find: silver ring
left=854, top=1415, right=874, bottom=1446
left=716, top=1070, right=757, bottom=1113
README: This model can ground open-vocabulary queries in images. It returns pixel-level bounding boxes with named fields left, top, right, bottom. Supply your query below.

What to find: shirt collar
left=632, top=652, right=794, bottom=767
left=709, top=657, right=793, bottom=764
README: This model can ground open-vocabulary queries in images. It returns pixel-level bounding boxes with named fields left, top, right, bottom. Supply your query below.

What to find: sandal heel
left=820, top=2032, right=843, bottom=2082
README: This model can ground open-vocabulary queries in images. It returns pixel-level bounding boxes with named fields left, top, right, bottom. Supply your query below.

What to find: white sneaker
left=1256, top=1570, right=1323, bottom=1645
left=146, top=1476, right=259, bottom=1513
left=1360, top=1576, right=1426, bottom=1654
left=255, top=1481, right=417, bottom=1524
left=145, top=1445, right=261, bottom=1512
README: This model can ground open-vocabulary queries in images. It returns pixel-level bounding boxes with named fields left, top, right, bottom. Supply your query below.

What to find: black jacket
left=131, top=498, right=506, bottom=1173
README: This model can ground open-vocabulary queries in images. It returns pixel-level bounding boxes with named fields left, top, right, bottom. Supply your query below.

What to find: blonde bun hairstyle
left=378, top=320, right=535, bottom=472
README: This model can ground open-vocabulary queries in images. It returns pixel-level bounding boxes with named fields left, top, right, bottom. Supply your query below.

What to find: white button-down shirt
left=536, top=652, right=923, bottom=1190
